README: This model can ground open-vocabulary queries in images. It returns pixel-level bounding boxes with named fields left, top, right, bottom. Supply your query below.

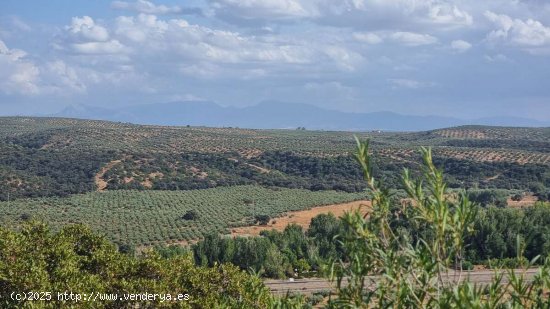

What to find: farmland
left=0, top=117, right=549, bottom=247
left=1, top=117, right=549, bottom=200
left=0, top=186, right=363, bottom=246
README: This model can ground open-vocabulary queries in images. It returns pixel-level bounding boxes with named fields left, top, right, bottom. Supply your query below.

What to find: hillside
left=53, top=101, right=550, bottom=131
left=1, top=117, right=549, bottom=202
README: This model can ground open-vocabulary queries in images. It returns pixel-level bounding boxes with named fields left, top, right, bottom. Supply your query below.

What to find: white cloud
left=111, top=0, right=185, bottom=15
left=67, top=16, right=110, bottom=42
left=390, top=32, right=438, bottom=46
left=211, top=0, right=315, bottom=20
left=428, top=4, right=473, bottom=27
left=63, top=16, right=129, bottom=55
left=323, top=46, right=364, bottom=71
left=0, top=40, right=87, bottom=96
left=42, top=60, right=87, bottom=93
left=109, top=13, right=366, bottom=73
left=485, top=11, right=550, bottom=53
left=71, top=40, right=127, bottom=55
left=388, top=78, right=435, bottom=89
left=0, top=39, right=40, bottom=95
left=113, top=14, right=316, bottom=64
left=484, top=53, right=509, bottom=62
left=208, top=0, right=473, bottom=30
left=353, top=32, right=383, bottom=44
left=451, top=39, right=472, bottom=52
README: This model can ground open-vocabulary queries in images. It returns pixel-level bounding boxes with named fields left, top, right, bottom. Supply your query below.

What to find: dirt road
left=265, top=269, right=540, bottom=295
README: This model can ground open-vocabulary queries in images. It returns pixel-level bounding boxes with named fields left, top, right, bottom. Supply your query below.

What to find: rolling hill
left=53, top=101, right=550, bottom=131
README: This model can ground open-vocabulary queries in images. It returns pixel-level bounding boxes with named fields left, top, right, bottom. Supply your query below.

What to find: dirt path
left=231, top=200, right=371, bottom=237
left=94, top=160, right=122, bottom=191
left=245, top=162, right=270, bottom=173
left=265, top=269, right=539, bottom=295
left=508, top=194, right=538, bottom=208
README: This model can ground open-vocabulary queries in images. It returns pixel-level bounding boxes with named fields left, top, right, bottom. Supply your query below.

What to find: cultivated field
left=0, top=117, right=549, bottom=247
left=0, top=186, right=363, bottom=246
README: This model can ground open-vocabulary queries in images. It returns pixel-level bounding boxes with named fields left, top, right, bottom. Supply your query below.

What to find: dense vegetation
left=0, top=186, right=363, bottom=247
left=326, top=140, right=550, bottom=307
left=191, top=214, right=344, bottom=279
left=0, top=222, right=281, bottom=308
left=3, top=134, right=550, bottom=307
left=3, top=139, right=550, bottom=307
left=1, top=117, right=549, bottom=201
left=188, top=201, right=550, bottom=279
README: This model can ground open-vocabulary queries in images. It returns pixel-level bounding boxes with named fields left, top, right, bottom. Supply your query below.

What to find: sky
left=1, top=0, right=550, bottom=120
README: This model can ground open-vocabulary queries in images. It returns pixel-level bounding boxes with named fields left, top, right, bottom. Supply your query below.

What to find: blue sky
left=1, top=0, right=549, bottom=120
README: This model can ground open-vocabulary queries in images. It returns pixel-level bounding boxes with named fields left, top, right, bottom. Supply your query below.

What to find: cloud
left=111, top=0, right=201, bottom=15
left=485, top=11, right=550, bottom=53
left=353, top=31, right=438, bottom=47
left=42, top=60, right=87, bottom=93
left=113, top=13, right=317, bottom=64
left=323, top=46, right=364, bottom=71
left=0, top=40, right=87, bottom=96
left=62, top=16, right=129, bottom=55
left=67, top=16, right=110, bottom=42
left=451, top=39, right=472, bottom=52
left=71, top=40, right=127, bottom=55
left=484, top=53, right=509, bottom=62
left=428, top=4, right=473, bottom=27
left=353, top=32, right=383, bottom=44
left=390, top=32, right=438, bottom=46
left=210, top=0, right=316, bottom=21
left=0, top=40, right=40, bottom=95
left=207, top=0, right=473, bottom=30
left=388, top=78, right=435, bottom=89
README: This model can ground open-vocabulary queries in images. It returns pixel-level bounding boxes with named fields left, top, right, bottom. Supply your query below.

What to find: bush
left=255, top=214, right=271, bottom=225
left=19, top=213, right=31, bottom=221
left=511, top=193, right=523, bottom=201
left=468, top=189, right=508, bottom=207
left=0, top=222, right=276, bottom=308
left=330, top=139, right=550, bottom=307
left=182, top=209, right=199, bottom=220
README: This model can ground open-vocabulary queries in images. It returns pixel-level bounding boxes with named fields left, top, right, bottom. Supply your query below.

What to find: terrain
left=0, top=117, right=549, bottom=247
left=230, top=200, right=370, bottom=237
left=54, top=101, right=550, bottom=131
left=2, top=117, right=550, bottom=307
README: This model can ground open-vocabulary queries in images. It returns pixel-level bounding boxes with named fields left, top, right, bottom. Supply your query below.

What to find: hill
left=53, top=101, right=550, bottom=131
left=1, top=117, right=549, bottom=202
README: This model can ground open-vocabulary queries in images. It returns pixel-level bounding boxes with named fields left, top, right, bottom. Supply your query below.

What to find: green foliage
left=0, top=186, right=363, bottom=247
left=0, top=222, right=278, bottom=308
left=465, top=203, right=550, bottom=262
left=255, top=214, right=271, bottom=225
left=328, top=138, right=550, bottom=307
left=182, top=210, right=199, bottom=221
left=467, top=189, right=509, bottom=207
left=193, top=224, right=319, bottom=279
left=1, top=117, right=549, bottom=200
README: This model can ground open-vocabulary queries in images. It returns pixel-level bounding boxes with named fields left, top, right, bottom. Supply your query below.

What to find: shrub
left=255, top=214, right=271, bottom=225
left=0, top=222, right=276, bottom=308
left=329, top=139, right=550, bottom=308
left=511, top=193, right=523, bottom=201
left=182, top=209, right=199, bottom=220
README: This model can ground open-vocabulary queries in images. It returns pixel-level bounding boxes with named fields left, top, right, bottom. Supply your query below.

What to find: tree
left=182, top=209, right=199, bottom=220
left=329, top=139, right=550, bottom=308
left=0, top=222, right=279, bottom=308
left=255, top=214, right=271, bottom=225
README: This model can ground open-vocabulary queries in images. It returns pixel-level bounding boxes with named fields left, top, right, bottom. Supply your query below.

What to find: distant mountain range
left=53, top=101, right=550, bottom=131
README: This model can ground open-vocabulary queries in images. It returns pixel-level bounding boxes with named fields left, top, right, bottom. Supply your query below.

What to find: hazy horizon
left=1, top=0, right=550, bottom=121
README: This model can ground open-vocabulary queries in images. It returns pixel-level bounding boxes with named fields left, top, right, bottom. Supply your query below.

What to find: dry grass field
left=231, top=200, right=371, bottom=236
